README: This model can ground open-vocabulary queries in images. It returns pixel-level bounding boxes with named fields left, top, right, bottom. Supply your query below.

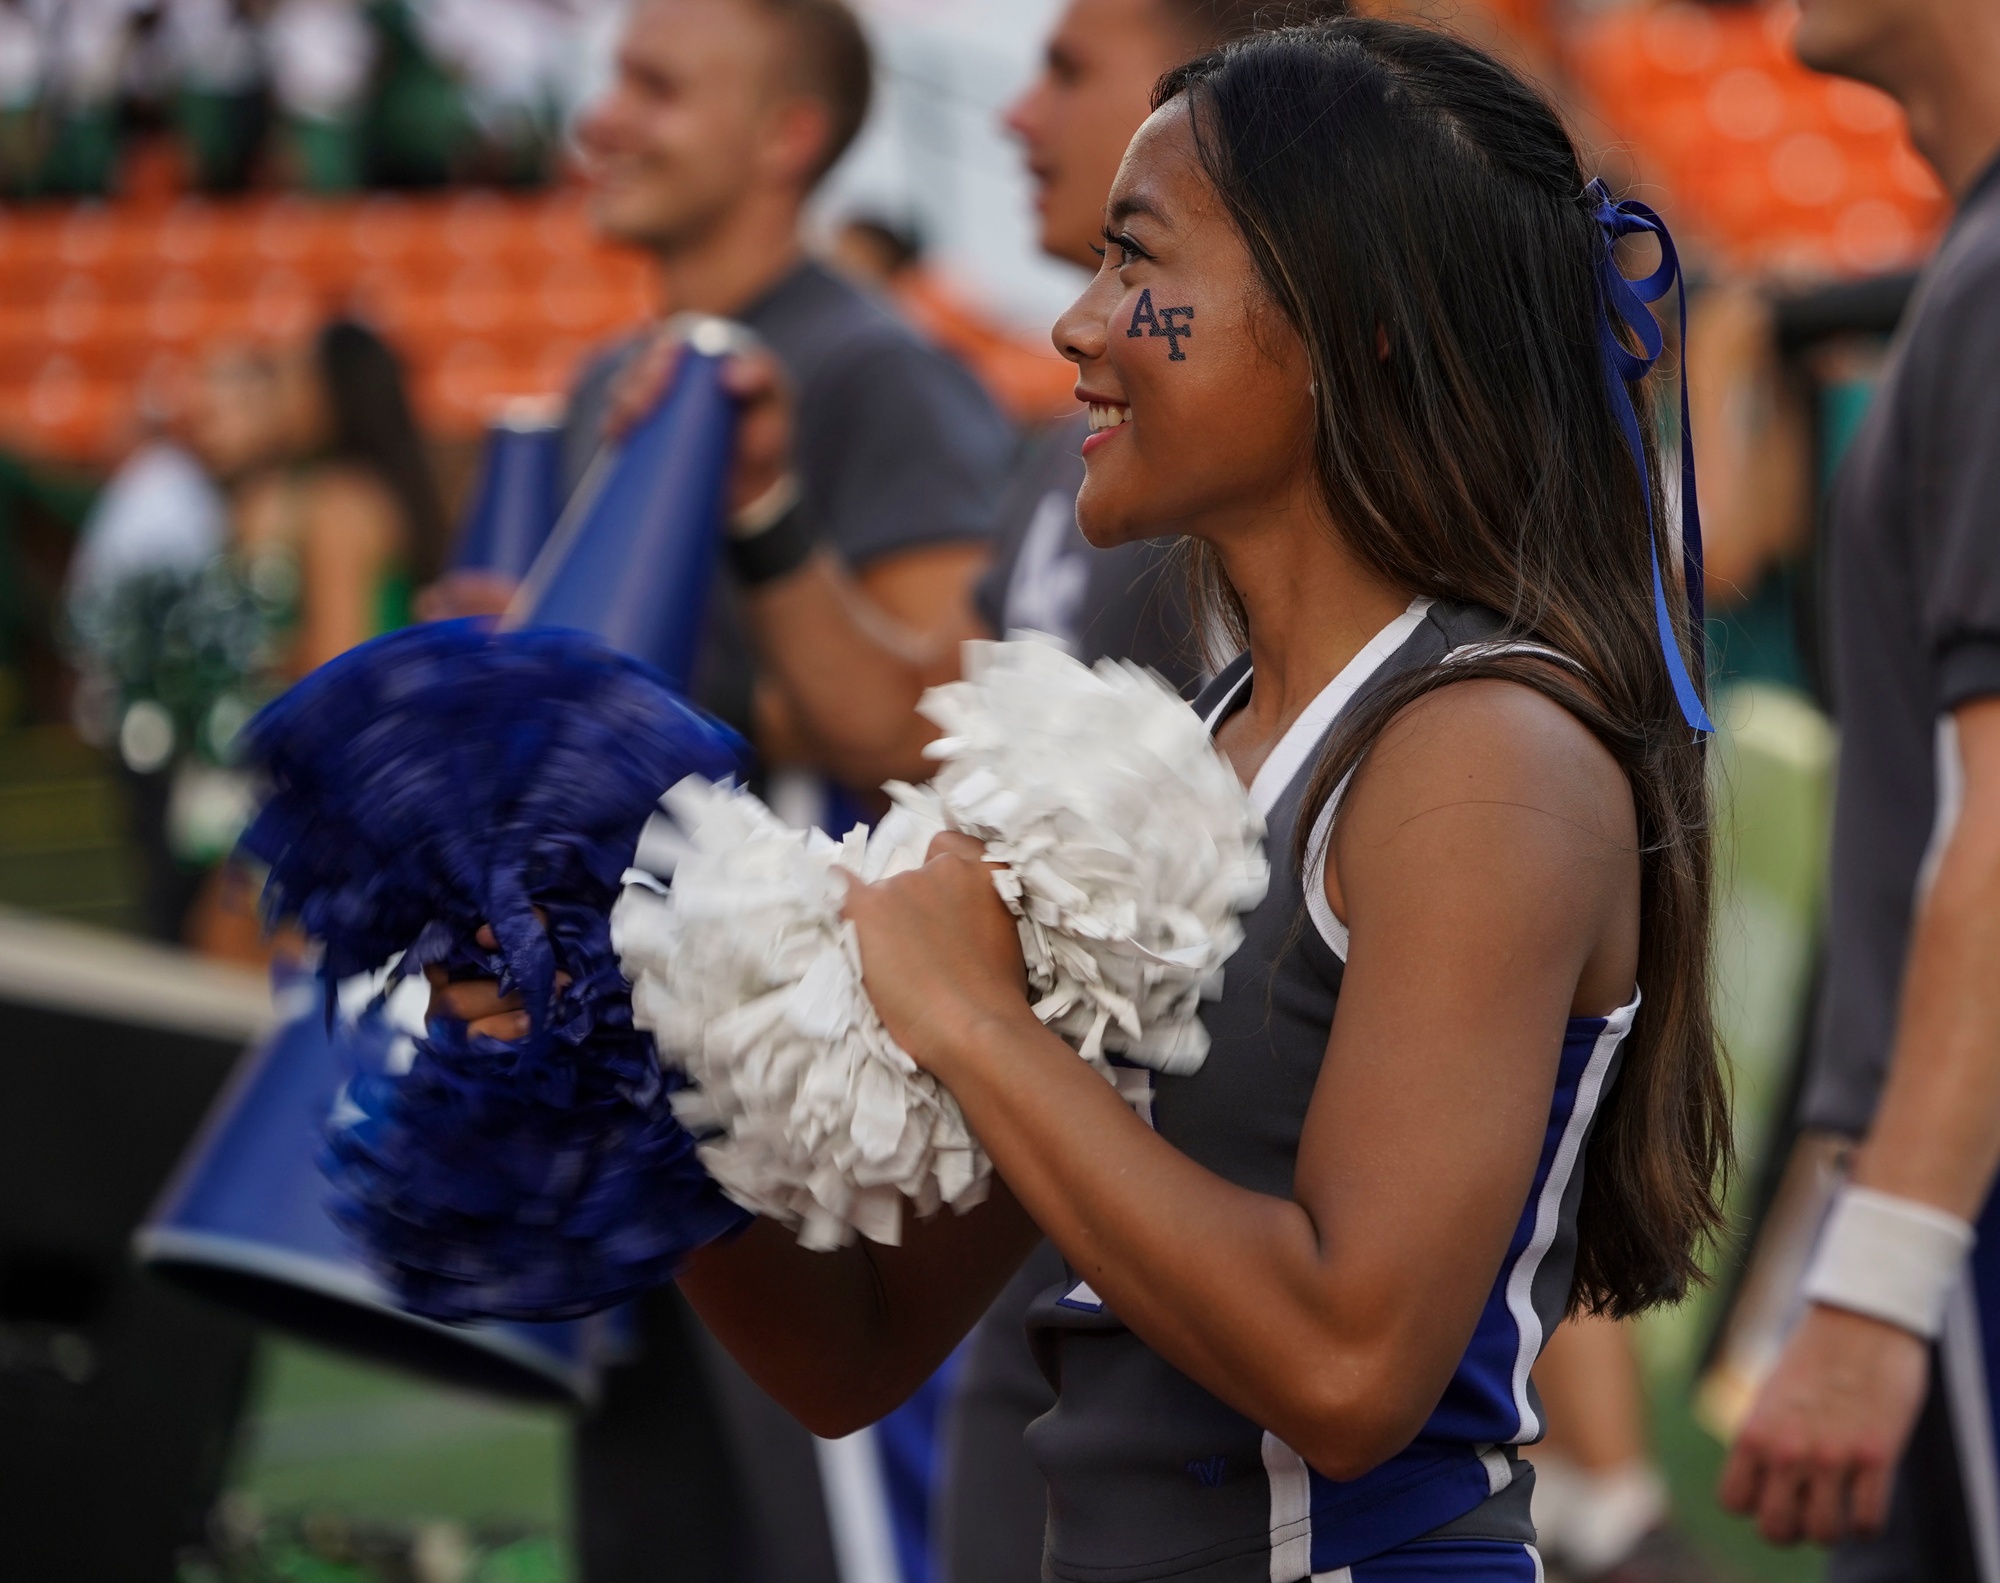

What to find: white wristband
left=1801, top=1184, right=1975, bottom=1340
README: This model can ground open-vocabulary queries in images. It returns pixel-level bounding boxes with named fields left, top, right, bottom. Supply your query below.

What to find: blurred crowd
left=0, top=0, right=614, bottom=199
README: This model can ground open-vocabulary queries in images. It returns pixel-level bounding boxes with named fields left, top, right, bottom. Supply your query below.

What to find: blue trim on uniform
left=1428, top=1013, right=1608, bottom=1444
left=1305, top=1445, right=1504, bottom=1572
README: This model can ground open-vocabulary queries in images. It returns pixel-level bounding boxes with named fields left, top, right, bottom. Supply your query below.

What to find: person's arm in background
left=1686, top=280, right=1811, bottom=609
left=1720, top=266, right=2000, bottom=1546
left=744, top=541, right=987, bottom=787
left=293, top=465, right=400, bottom=674
left=1719, top=701, right=2000, bottom=1543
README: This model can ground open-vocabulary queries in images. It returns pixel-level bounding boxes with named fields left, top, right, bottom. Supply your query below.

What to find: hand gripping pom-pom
left=238, top=619, right=753, bottom=1319
left=614, top=639, right=1267, bottom=1249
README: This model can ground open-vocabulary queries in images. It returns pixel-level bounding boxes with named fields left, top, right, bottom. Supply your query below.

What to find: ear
left=1377, top=323, right=1391, bottom=362
left=764, top=97, right=837, bottom=190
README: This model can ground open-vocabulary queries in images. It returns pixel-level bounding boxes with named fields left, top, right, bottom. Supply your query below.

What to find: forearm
left=1853, top=800, right=2000, bottom=1217
left=741, top=549, right=983, bottom=787
left=677, top=1185, right=1040, bottom=1436
left=939, top=1011, right=1425, bottom=1474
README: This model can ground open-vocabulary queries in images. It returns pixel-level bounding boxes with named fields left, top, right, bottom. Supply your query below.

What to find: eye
left=1099, top=228, right=1152, bottom=267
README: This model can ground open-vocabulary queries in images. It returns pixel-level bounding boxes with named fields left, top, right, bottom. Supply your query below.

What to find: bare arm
left=1722, top=695, right=2000, bottom=1542
left=746, top=541, right=992, bottom=785
left=294, top=467, right=400, bottom=674
left=842, top=680, right=1640, bottom=1474
left=676, top=1185, right=1041, bottom=1436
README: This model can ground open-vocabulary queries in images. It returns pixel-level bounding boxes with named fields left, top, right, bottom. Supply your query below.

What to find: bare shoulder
left=1338, top=675, right=1636, bottom=861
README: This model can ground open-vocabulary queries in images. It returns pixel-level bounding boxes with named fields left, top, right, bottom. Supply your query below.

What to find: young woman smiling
left=444, top=18, right=1726, bottom=1579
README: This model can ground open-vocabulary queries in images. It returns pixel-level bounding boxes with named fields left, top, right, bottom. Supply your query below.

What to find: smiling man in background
left=556, top=5, right=1015, bottom=1581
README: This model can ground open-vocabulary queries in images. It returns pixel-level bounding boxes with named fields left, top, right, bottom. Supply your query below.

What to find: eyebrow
left=1106, top=194, right=1169, bottom=229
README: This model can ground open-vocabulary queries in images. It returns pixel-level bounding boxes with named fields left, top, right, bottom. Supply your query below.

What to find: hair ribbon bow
left=1587, top=178, right=1713, bottom=736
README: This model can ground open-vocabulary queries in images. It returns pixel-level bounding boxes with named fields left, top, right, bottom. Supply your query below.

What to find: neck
left=1881, top=10, right=2000, bottom=199
left=653, top=187, right=808, bottom=318
left=1208, top=489, right=1411, bottom=735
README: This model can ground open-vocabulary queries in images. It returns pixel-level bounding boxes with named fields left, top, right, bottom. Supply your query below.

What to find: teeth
left=1087, top=403, right=1130, bottom=432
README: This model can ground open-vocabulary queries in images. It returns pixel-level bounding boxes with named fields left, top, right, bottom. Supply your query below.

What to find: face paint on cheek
left=1125, top=288, right=1196, bottom=361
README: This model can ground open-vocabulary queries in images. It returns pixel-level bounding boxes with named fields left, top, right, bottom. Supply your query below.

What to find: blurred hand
left=841, top=832, right=1033, bottom=1077
left=1717, top=1302, right=1929, bottom=1544
left=606, top=326, right=796, bottom=520
left=423, top=922, right=566, bottom=1043
left=416, top=569, right=519, bottom=623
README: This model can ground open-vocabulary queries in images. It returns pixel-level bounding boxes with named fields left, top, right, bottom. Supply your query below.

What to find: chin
left=1074, top=482, right=1171, bottom=552
left=1791, top=0, right=1882, bottom=84
left=587, top=187, right=672, bottom=249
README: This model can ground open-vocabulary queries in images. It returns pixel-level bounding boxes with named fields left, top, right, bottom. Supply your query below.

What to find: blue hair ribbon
left=1586, top=178, right=1714, bottom=737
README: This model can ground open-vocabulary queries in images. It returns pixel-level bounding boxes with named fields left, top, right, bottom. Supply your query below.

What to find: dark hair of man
left=757, top=0, right=873, bottom=186
left=1162, top=0, right=1352, bottom=50
left=1157, top=18, right=1725, bottom=1319
left=316, top=318, right=449, bottom=584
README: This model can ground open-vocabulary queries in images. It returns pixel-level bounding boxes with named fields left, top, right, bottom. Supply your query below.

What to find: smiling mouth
left=1086, top=402, right=1129, bottom=432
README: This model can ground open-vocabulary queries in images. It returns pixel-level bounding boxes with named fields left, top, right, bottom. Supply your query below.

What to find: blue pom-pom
left=240, top=619, right=755, bottom=1320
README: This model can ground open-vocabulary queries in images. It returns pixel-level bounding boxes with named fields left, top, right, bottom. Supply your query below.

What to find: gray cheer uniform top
left=1024, top=597, right=1640, bottom=1581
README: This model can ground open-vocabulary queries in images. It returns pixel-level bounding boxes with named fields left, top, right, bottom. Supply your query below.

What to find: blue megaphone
left=510, top=314, right=745, bottom=690
left=453, top=400, right=566, bottom=580
left=135, top=973, right=625, bottom=1404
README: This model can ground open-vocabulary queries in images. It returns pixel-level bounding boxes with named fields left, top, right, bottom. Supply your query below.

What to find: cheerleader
left=447, top=18, right=1725, bottom=1577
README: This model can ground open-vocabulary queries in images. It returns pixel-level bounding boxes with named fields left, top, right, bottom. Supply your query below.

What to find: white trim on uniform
left=1263, top=1431, right=1314, bottom=1583
left=1503, top=993, right=1639, bottom=1442
left=1299, top=637, right=1586, bottom=959
left=1244, top=599, right=1434, bottom=818
left=1202, top=665, right=1254, bottom=733
left=813, top=1428, right=902, bottom=1583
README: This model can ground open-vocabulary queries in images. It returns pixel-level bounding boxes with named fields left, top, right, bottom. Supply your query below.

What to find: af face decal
left=1127, top=288, right=1195, bottom=361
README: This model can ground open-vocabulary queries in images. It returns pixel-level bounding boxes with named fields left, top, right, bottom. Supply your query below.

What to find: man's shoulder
left=1906, top=178, right=2000, bottom=344
left=757, top=262, right=987, bottom=395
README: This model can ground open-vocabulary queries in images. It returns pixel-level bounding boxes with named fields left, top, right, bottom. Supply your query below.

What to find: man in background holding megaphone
left=508, top=3, right=1018, bottom=1581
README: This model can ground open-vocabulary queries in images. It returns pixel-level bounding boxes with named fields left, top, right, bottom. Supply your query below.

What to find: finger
left=1754, top=1455, right=1809, bottom=1545
left=1848, top=1450, right=1896, bottom=1540
left=1801, top=1456, right=1857, bottom=1546
left=433, top=980, right=522, bottom=1022
left=721, top=347, right=783, bottom=400
left=925, top=830, right=989, bottom=863
left=607, top=335, right=683, bottom=437
left=475, top=924, right=499, bottom=950
left=468, top=1011, right=531, bottom=1042
left=1716, top=1439, right=1767, bottom=1516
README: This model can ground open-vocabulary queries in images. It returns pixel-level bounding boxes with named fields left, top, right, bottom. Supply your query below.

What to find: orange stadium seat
left=0, top=189, right=656, bottom=461
left=1567, top=0, right=1945, bottom=276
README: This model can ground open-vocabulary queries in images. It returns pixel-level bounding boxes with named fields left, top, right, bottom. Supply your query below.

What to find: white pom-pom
left=613, top=639, right=1266, bottom=1248
left=917, top=639, right=1267, bottom=1073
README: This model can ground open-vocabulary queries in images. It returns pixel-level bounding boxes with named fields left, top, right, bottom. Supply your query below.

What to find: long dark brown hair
left=1159, top=19, right=1726, bottom=1316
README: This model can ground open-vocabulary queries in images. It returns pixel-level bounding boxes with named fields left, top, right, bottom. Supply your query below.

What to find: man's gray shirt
left=972, top=412, right=1193, bottom=682
left=1805, top=154, right=2000, bottom=1135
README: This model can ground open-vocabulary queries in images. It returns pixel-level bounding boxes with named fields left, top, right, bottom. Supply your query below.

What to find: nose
left=575, top=90, right=620, bottom=158
left=1053, top=270, right=1114, bottom=368
left=1001, top=74, right=1046, bottom=144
